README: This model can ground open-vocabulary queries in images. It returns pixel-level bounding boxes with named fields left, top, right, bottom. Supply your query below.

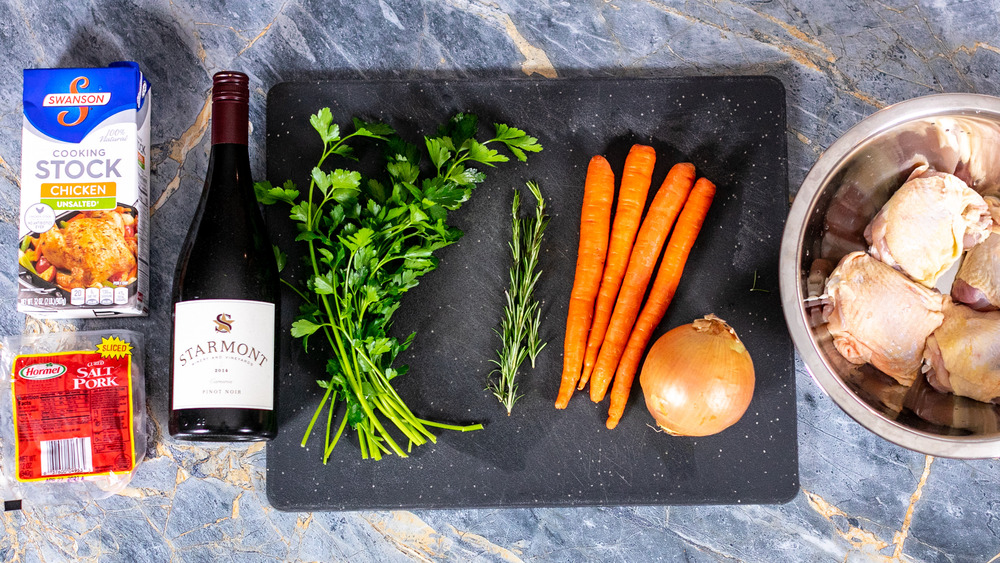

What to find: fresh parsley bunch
left=255, top=108, right=542, bottom=461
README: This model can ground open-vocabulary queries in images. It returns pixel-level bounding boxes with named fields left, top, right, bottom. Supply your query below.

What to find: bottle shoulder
left=172, top=145, right=277, bottom=302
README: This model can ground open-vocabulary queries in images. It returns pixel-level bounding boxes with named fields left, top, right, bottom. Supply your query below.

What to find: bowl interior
left=785, top=96, right=1000, bottom=457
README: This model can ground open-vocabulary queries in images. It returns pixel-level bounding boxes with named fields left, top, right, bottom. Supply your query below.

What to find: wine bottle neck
left=212, top=101, right=248, bottom=146
left=211, top=71, right=249, bottom=146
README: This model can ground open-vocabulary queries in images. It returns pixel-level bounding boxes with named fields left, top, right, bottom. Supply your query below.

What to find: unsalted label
left=172, top=299, right=274, bottom=410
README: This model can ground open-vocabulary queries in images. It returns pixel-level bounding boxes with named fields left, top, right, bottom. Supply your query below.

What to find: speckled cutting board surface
left=263, top=76, right=797, bottom=511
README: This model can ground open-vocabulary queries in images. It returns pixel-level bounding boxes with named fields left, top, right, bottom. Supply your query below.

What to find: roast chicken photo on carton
left=818, top=164, right=1000, bottom=408
left=952, top=196, right=1000, bottom=311
left=823, top=251, right=946, bottom=386
left=33, top=208, right=138, bottom=290
left=865, top=166, right=992, bottom=287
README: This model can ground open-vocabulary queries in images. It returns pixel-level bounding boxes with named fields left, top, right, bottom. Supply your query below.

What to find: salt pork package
left=18, top=62, right=150, bottom=317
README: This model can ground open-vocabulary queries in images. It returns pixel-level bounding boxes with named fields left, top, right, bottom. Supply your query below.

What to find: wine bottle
left=169, top=71, right=278, bottom=441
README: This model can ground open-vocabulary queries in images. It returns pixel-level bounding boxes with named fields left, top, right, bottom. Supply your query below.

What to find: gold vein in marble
left=804, top=489, right=890, bottom=554
left=295, top=513, right=313, bottom=533
left=151, top=93, right=212, bottom=215
left=192, top=0, right=289, bottom=57
left=445, top=0, right=557, bottom=78
left=364, top=511, right=447, bottom=561
left=361, top=511, right=520, bottom=561
left=638, top=0, right=826, bottom=72
left=500, top=14, right=557, bottom=78
left=238, top=0, right=290, bottom=56
left=638, top=0, right=886, bottom=110
left=750, top=7, right=836, bottom=62
left=195, top=30, right=208, bottom=63
left=891, top=455, right=933, bottom=559
left=231, top=490, right=242, bottom=519
left=448, top=524, right=524, bottom=562
left=804, top=454, right=935, bottom=561
left=960, top=41, right=1000, bottom=57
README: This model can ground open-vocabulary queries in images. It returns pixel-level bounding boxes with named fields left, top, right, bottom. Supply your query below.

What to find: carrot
left=605, top=176, right=716, bottom=429
left=588, top=162, right=696, bottom=403
left=556, top=156, right=616, bottom=409
left=578, top=144, right=656, bottom=389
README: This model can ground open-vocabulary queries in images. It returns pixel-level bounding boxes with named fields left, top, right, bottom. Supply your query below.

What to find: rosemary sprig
left=490, top=181, right=549, bottom=414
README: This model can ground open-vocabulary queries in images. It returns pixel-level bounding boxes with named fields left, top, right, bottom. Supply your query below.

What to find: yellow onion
left=639, top=315, right=755, bottom=436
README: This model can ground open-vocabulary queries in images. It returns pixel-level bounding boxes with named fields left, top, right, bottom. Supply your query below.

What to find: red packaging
left=0, top=330, right=145, bottom=505
left=12, top=341, right=135, bottom=481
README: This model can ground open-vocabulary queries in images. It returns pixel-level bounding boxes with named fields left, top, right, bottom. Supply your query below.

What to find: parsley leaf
left=309, top=108, right=339, bottom=144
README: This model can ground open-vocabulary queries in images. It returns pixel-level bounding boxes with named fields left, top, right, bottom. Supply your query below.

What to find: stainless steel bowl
left=780, top=93, right=1000, bottom=458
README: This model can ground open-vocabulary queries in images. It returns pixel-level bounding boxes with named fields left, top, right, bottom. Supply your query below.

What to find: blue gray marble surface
left=0, top=1, right=998, bottom=561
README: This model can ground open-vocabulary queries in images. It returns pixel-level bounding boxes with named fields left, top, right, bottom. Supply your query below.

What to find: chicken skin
left=924, top=301, right=1000, bottom=403
left=952, top=196, right=1000, bottom=311
left=824, top=252, right=946, bottom=386
left=865, top=167, right=992, bottom=287
left=38, top=210, right=137, bottom=288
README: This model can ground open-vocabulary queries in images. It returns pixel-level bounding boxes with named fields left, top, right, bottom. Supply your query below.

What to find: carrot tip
left=606, top=417, right=620, bottom=430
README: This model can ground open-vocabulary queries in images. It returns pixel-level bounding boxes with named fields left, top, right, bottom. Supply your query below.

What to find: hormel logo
left=43, top=92, right=111, bottom=107
left=18, top=362, right=67, bottom=380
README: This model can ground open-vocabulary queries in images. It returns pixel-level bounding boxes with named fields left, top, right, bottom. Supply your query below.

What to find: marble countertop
left=1, top=1, right=998, bottom=561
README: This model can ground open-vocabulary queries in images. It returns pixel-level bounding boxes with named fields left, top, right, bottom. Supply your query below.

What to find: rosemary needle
left=490, top=181, right=549, bottom=415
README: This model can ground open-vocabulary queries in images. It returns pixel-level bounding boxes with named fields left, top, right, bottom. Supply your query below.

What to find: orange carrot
left=578, top=144, right=656, bottom=389
left=605, top=176, right=716, bottom=429
left=556, top=156, right=615, bottom=409
left=588, top=162, right=696, bottom=403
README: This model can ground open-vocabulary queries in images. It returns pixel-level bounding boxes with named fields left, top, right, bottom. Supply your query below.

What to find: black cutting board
left=263, top=76, right=797, bottom=511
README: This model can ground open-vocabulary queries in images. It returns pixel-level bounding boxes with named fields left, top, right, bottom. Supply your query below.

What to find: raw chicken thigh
left=824, top=252, right=946, bottom=386
left=924, top=301, right=1000, bottom=403
left=952, top=196, right=1000, bottom=311
left=865, top=167, right=992, bottom=287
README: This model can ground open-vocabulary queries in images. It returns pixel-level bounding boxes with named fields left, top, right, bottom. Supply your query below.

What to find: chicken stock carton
left=19, top=62, right=150, bottom=318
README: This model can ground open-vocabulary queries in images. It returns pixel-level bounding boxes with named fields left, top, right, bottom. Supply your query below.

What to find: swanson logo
left=214, top=313, right=234, bottom=333
left=18, top=362, right=67, bottom=381
left=42, top=76, right=111, bottom=127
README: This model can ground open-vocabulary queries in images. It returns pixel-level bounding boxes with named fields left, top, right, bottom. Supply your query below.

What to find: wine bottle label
left=172, top=299, right=275, bottom=410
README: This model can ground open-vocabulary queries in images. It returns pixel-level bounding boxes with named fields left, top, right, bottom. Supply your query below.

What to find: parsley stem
left=358, top=427, right=369, bottom=459
left=324, top=386, right=336, bottom=452
left=306, top=234, right=398, bottom=457
left=418, top=419, right=485, bottom=432
left=322, top=409, right=350, bottom=463
left=375, top=396, right=424, bottom=445
left=281, top=278, right=310, bottom=301
left=356, top=347, right=431, bottom=443
left=301, top=385, right=333, bottom=447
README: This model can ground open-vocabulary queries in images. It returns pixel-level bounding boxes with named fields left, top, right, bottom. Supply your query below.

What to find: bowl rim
left=780, top=92, right=1000, bottom=459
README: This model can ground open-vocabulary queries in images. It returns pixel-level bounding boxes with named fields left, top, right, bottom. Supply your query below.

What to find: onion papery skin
left=639, top=315, right=755, bottom=437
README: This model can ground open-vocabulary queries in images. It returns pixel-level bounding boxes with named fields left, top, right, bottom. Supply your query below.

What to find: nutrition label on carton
left=11, top=338, right=135, bottom=481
